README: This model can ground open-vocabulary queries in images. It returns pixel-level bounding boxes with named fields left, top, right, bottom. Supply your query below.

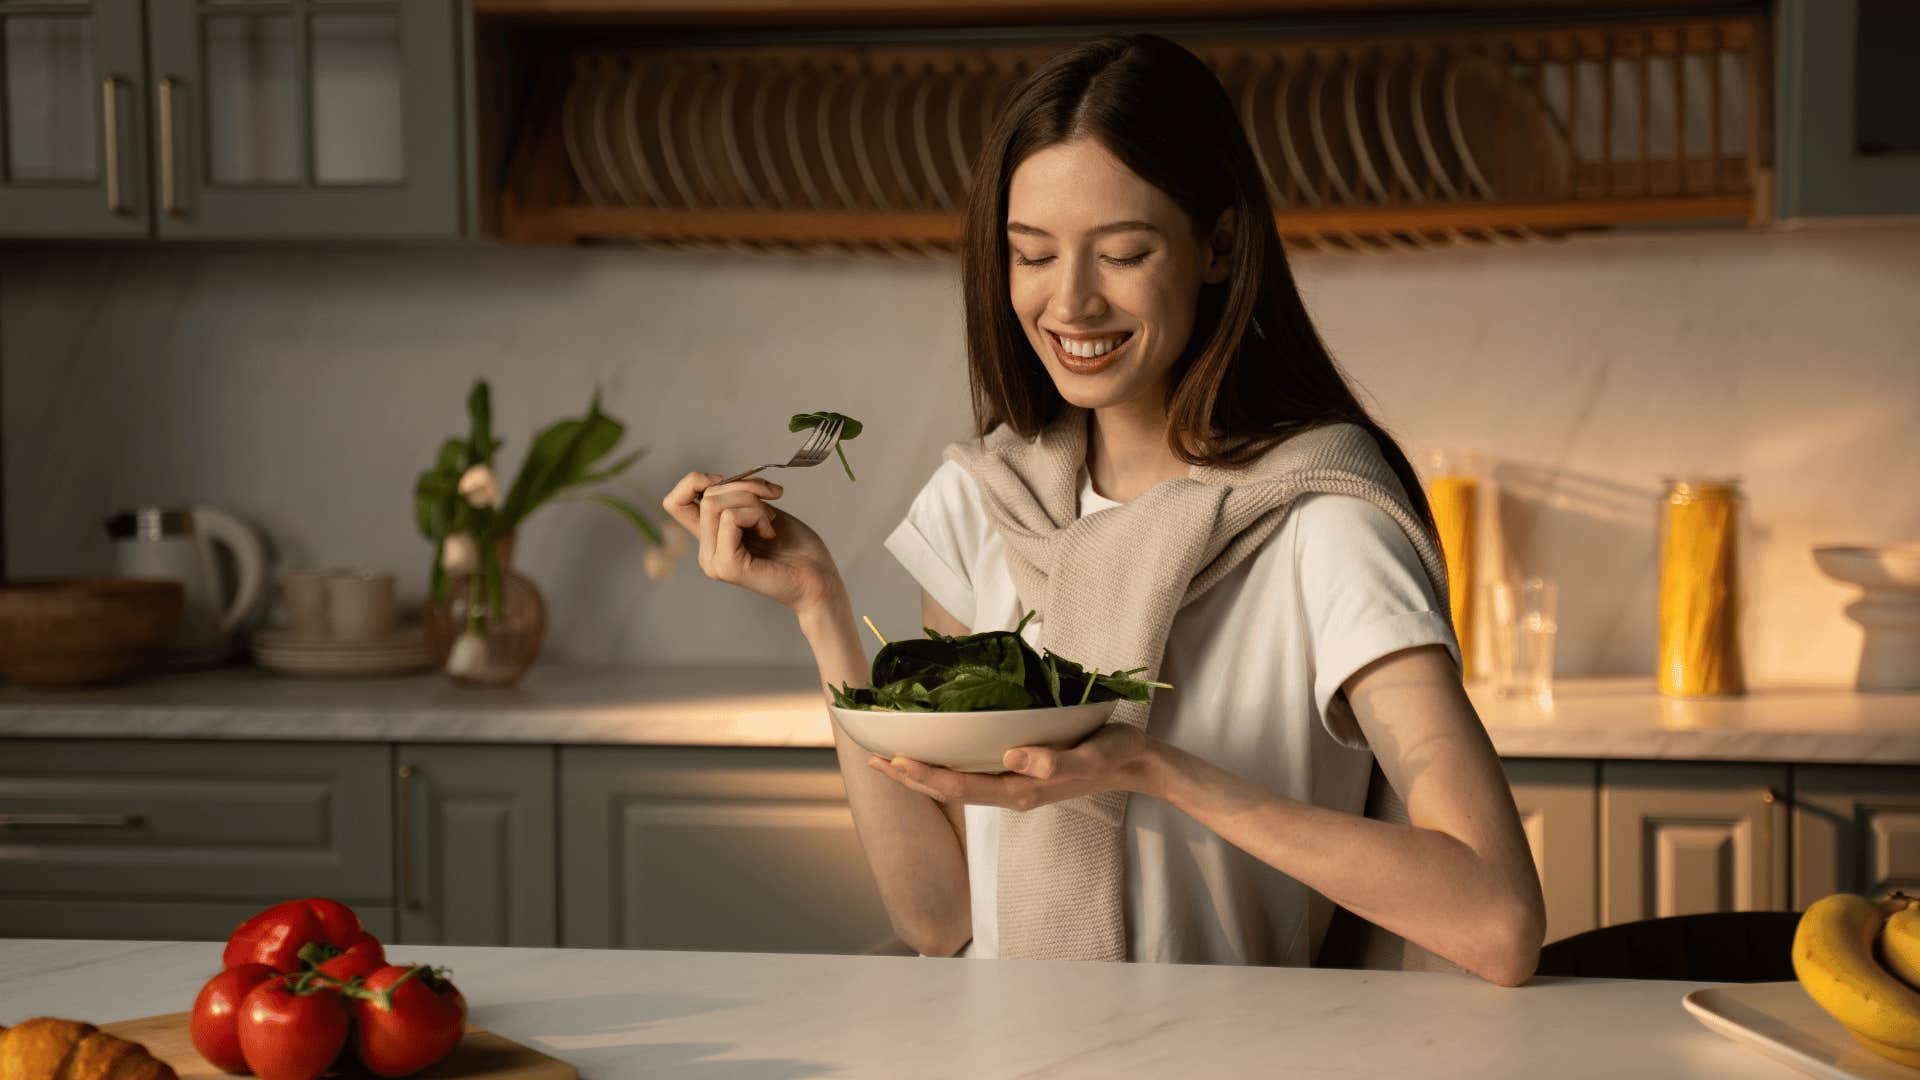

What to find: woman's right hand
left=663, top=472, right=844, bottom=616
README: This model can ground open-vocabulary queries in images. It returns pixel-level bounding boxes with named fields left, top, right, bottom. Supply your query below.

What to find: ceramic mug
left=280, top=569, right=334, bottom=639
left=326, top=570, right=397, bottom=642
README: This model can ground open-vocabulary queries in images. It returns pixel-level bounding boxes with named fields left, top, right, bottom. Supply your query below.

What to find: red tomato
left=189, top=963, right=276, bottom=1073
left=223, top=898, right=375, bottom=974
left=354, top=965, right=468, bottom=1078
left=237, top=976, right=351, bottom=1080
left=314, top=935, right=387, bottom=982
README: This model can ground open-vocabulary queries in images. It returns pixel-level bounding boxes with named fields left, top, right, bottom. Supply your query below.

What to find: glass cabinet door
left=146, top=0, right=462, bottom=238
left=0, top=0, right=148, bottom=238
left=1777, top=0, right=1920, bottom=218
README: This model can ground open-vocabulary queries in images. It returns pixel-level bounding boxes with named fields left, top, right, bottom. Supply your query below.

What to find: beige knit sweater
left=945, top=407, right=1449, bottom=961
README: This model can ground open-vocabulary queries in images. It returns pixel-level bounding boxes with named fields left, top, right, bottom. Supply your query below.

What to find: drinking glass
left=1487, top=577, right=1557, bottom=705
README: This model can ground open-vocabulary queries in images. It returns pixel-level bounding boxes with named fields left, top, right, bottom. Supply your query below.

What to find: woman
left=664, top=33, right=1544, bottom=985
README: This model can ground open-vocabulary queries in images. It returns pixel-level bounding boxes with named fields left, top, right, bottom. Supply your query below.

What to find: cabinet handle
left=158, top=76, right=183, bottom=218
left=0, top=813, right=144, bottom=828
left=1760, top=788, right=1780, bottom=909
left=398, top=764, right=422, bottom=914
left=101, top=76, right=128, bottom=216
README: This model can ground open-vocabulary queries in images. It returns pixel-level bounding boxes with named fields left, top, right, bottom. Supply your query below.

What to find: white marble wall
left=4, top=225, right=1917, bottom=682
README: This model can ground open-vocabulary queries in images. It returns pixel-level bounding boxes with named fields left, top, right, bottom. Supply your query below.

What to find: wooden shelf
left=475, top=0, right=1758, bottom=28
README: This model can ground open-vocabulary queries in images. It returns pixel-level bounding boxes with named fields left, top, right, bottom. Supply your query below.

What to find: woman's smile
left=1046, top=328, right=1138, bottom=375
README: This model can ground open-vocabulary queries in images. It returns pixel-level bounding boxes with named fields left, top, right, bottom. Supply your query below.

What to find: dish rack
left=501, top=13, right=1766, bottom=253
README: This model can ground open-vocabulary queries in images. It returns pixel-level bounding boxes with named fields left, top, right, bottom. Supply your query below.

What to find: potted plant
left=413, top=381, right=678, bottom=685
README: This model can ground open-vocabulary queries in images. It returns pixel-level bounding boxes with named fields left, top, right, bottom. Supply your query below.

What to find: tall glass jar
left=1423, top=449, right=1483, bottom=681
left=1657, top=478, right=1744, bottom=697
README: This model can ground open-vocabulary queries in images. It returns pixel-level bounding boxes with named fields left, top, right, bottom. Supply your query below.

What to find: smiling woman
left=666, top=32, right=1544, bottom=986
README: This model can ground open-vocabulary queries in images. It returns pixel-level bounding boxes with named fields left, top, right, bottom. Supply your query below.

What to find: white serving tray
left=1683, top=981, right=1920, bottom=1080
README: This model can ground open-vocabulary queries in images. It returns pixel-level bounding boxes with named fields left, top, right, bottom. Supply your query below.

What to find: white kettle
left=105, top=505, right=267, bottom=665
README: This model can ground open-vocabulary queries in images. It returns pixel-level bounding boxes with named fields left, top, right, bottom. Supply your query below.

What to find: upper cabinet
left=0, top=0, right=148, bottom=237
left=0, top=0, right=467, bottom=240
left=1775, top=0, right=1920, bottom=219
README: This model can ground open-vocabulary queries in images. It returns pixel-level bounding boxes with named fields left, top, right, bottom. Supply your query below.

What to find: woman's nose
left=1049, top=255, right=1105, bottom=324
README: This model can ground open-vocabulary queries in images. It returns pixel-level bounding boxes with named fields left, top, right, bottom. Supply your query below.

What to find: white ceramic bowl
left=829, top=699, right=1119, bottom=773
left=1813, top=544, right=1920, bottom=592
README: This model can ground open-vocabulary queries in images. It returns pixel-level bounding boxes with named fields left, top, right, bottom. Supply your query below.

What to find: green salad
left=832, top=611, right=1171, bottom=712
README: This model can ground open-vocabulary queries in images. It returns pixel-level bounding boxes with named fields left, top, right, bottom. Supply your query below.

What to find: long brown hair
left=960, top=32, right=1434, bottom=535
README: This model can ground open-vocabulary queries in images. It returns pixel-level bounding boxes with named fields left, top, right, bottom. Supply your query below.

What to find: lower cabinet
left=1792, top=765, right=1920, bottom=906
left=1505, top=759, right=1598, bottom=945
left=393, top=744, right=557, bottom=947
left=559, top=746, right=893, bottom=954
left=0, top=739, right=392, bottom=942
left=1600, top=762, right=1790, bottom=925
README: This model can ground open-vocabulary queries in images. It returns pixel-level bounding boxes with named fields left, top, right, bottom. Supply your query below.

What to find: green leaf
left=581, top=448, right=645, bottom=487
left=467, top=381, right=500, bottom=464
left=415, top=468, right=459, bottom=540
left=788, top=411, right=862, bottom=441
left=428, top=537, right=447, bottom=604
left=497, top=392, right=625, bottom=530
left=1044, top=654, right=1063, bottom=708
left=928, top=669, right=1036, bottom=711
left=436, top=438, right=469, bottom=475
left=582, top=493, right=664, bottom=546
left=788, top=411, right=863, bottom=483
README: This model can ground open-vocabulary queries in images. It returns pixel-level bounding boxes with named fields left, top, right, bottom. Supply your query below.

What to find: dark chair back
left=1534, top=911, right=1803, bottom=981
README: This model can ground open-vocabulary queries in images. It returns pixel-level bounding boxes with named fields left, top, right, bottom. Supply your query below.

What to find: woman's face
left=1005, top=136, right=1232, bottom=413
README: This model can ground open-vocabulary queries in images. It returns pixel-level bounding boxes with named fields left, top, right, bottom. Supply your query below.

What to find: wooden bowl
left=0, top=578, right=185, bottom=687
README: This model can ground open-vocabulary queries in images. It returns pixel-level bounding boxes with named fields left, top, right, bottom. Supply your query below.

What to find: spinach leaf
left=834, top=610, right=1172, bottom=713
left=788, top=411, right=864, bottom=482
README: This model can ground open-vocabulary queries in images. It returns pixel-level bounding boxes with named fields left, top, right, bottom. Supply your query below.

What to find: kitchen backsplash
left=4, top=226, right=1917, bottom=684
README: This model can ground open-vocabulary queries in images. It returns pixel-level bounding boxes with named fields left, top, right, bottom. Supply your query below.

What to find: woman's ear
left=1201, top=207, right=1235, bottom=284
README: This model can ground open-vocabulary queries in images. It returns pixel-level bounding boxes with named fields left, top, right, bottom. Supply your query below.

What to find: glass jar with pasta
left=1657, top=477, right=1745, bottom=697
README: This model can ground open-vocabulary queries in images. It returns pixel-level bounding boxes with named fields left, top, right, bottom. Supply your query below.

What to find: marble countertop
left=1467, top=678, right=1920, bottom=764
left=0, top=666, right=1914, bottom=764
left=0, top=939, right=1799, bottom=1079
left=0, top=665, right=830, bottom=747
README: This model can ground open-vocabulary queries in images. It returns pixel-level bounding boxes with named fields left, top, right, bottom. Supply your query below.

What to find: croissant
left=0, top=1018, right=177, bottom=1080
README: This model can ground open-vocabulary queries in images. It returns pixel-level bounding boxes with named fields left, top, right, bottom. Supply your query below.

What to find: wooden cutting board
left=100, top=1012, right=577, bottom=1080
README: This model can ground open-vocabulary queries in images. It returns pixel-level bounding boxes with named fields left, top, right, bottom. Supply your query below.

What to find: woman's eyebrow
left=1006, top=220, right=1161, bottom=238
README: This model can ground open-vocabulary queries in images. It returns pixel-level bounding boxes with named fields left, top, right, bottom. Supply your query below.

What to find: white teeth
left=1054, top=332, right=1130, bottom=359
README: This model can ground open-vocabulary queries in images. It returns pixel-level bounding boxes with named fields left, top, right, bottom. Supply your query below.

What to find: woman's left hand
left=866, top=724, right=1160, bottom=808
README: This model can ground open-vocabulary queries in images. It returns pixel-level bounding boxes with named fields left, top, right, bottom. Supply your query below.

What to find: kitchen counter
left=0, top=665, right=829, bottom=747
left=0, top=666, right=1915, bottom=763
left=0, top=939, right=1798, bottom=1079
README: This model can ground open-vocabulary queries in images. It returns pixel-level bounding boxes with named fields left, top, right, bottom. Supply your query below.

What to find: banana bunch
left=1793, top=891, right=1920, bottom=1068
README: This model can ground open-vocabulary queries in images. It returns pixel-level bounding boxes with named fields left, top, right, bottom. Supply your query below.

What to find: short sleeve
left=884, top=459, right=990, bottom=627
left=1293, top=493, right=1460, bottom=751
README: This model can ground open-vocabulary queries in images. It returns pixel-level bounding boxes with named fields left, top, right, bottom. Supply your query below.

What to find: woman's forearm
left=799, top=594, right=971, bottom=957
left=1139, top=743, right=1539, bottom=985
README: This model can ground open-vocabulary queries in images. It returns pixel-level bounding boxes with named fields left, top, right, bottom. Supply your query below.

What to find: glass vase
left=423, top=535, right=547, bottom=687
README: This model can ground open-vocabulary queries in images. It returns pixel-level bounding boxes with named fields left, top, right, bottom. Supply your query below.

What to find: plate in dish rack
left=1682, top=981, right=1920, bottom=1079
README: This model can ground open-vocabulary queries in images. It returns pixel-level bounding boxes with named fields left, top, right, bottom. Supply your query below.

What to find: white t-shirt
left=883, top=458, right=1459, bottom=966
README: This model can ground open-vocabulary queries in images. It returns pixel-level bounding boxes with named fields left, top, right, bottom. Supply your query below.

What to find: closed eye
left=1012, top=252, right=1151, bottom=267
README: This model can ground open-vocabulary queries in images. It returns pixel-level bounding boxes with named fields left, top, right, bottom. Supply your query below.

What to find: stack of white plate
left=250, top=625, right=433, bottom=678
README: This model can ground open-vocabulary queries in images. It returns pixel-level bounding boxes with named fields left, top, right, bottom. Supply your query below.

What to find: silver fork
left=696, top=417, right=845, bottom=501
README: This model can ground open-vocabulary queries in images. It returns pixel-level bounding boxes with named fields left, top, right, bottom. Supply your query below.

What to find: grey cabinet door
left=1792, top=765, right=1920, bottom=907
left=560, top=746, right=893, bottom=955
left=1601, top=761, right=1790, bottom=925
left=144, top=0, right=463, bottom=238
left=0, top=0, right=149, bottom=237
left=1505, top=759, right=1599, bottom=945
left=0, top=739, right=392, bottom=919
left=394, top=744, right=556, bottom=947
left=1776, top=0, right=1920, bottom=217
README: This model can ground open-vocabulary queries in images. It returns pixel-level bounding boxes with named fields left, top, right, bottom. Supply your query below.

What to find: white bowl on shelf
left=828, top=699, right=1119, bottom=774
left=1813, top=543, right=1920, bottom=692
